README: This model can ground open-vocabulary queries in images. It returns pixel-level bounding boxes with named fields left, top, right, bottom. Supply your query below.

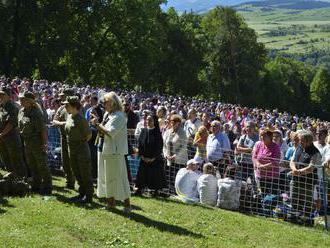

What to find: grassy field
left=237, top=6, right=330, bottom=55
left=1, top=175, right=330, bottom=247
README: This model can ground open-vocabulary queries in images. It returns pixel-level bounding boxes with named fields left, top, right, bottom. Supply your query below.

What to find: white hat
left=186, top=157, right=203, bottom=166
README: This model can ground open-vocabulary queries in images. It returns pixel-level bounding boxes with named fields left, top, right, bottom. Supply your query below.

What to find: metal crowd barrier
left=47, top=126, right=329, bottom=229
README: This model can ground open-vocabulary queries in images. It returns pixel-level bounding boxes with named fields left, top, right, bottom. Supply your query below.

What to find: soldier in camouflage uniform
left=0, top=87, right=27, bottom=178
left=64, top=96, right=93, bottom=203
left=53, top=88, right=75, bottom=189
left=18, top=91, right=52, bottom=195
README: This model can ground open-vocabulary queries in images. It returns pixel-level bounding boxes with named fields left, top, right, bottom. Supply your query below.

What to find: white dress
left=97, top=111, right=131, bottom=200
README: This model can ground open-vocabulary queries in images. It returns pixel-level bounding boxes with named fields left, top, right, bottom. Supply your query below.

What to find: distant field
left=238, top=6, right=330, bottom=55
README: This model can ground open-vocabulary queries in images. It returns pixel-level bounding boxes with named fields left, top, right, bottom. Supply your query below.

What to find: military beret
left=18, top=91, right=35, bottom=100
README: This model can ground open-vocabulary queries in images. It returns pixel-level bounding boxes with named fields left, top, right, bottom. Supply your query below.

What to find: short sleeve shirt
left=0, top=101, right=19, bottom=135
left=65, top=113, right=91, bottom=148
left=18, top=107, right=46, bottom=143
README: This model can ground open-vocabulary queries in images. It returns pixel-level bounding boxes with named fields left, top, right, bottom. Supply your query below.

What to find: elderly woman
left=175, top=158, right=202, bottom=203
left=134, top=115, right=167, bottom=196
left=252, top=129, right=281, bottom=195
left=197, top=163, right=218, bottom=206
left=92, top=92, right=131, bottom=212
left=290, top=130, right=321, bottom=220
left=163, top=114, right=188, bottom=194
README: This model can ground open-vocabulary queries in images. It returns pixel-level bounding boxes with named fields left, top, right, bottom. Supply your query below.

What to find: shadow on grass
left=98, top=198, right=143, bottom=211
left=52, top=185, right=72, bottom=194
left=0, top=198, right=14, bottom=214
left=0, top=198, right=15, bottom=208
left=108, top=207, right=204, bottom=238
left=53, top=193, right=104, bottom=210
left=151, top=196, right=215, bottom=210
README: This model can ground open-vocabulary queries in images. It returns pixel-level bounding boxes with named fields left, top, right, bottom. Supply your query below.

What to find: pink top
left=253, top=141, right=281, bottom=179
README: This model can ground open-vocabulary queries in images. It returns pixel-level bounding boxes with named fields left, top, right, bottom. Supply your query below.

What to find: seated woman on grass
left=197, top=163, right=218, bottom=207
left=175, top=158, right=202, bottom=203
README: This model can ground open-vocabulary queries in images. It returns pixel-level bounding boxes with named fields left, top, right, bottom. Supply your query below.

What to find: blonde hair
left=203, top=163, right=215, bottom=175
left=103, top=91, right=123, bottom=113
left=170, top=114, right=182, bottom=123
left=290, top=131, right=298, bottom=142
left=326, top=135, right=330, bottom=145
left=198, top=125, right=208, bottom=137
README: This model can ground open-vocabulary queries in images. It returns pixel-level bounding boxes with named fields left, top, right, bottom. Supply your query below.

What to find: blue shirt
left=285, top=146, right=295, bottom=161
left=85, top=107, right=93, bottom=121
left=206, top=132, right=231, bottom=162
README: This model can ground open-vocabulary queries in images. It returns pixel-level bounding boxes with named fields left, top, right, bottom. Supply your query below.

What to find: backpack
left=217, top=178, right=241, bottom=210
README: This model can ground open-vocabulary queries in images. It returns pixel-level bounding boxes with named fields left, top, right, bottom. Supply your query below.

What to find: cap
left=62, top=96, right=80, bottom=105
left=186, top=157, right=203, bottom=166
left=18, top=91, right=35, bottom=100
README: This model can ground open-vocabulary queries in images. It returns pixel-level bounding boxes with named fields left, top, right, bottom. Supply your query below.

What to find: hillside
left=162, top=0, right=263, bottom=13
left=161, top=0, right=330, bottom=69
left=235, top=0, right=330, bottom=68
left=0, top=175, right=329, bottom=247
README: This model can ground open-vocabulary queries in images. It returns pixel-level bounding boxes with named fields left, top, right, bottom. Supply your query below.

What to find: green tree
left=201, top=7, right=266, bottom=105
left=157, top=8, right=206, bottom=95
left=310, top=66, right=330, bottom=113
left=259, top=57, right=314, bottom=115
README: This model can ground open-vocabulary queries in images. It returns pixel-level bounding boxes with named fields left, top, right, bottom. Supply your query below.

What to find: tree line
left=0, top=1, right=329, bottom=119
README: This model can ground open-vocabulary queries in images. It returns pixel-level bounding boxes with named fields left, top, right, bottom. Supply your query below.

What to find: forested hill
left=162, top=0, right=330, bottom=13
left=235, top=0, right=330, bottom=74
left=162, top=0, right=262, bottom=13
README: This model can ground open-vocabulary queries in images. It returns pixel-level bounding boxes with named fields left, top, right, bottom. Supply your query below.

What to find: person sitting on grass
left=197, top=163, right=218, bottom=207
left=175, top=158, right=202, bottom=203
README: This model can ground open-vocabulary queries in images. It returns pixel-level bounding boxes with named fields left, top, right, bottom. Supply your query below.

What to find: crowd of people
left=0, top=76, right=330, bottom=223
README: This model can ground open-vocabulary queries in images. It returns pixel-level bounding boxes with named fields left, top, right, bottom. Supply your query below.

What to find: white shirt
left=197, top=174, right=218, bottom=206
left=184, top=118, right=202, bottom=139
left=46, top=108, right=55, bottom=122
left=175, top=168, right=201, bottom=202
left=314, top=141, right=330, bottom=162
left=134, top=120, right=147, bottom=139
left=325, top=145, right=330, bottom=162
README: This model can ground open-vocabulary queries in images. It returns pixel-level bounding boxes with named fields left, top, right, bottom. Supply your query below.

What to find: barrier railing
left=47, top=126, right=329, bottom=229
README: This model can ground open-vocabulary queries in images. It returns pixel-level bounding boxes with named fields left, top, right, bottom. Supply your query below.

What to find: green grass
left=1, top=175, right=330, bottom=247
left=237, top=6, right=330, bottom=55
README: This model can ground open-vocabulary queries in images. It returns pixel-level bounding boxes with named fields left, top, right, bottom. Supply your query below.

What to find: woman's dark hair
left=69, top=101, right=82, bottom=110
left=260, top=129, right=273, bottom=139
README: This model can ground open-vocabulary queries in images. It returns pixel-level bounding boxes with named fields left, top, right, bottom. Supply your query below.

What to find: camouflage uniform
left=54, top=105, right=75, bottom=187
left=65, top=97, right=93, bottom=201
left=18, top=92, right=52, bottom=193
left=0, top=91, right=27, bottom=177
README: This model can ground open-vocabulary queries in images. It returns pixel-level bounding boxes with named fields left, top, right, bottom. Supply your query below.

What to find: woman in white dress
left=92, top=91, right=131, bottom=212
